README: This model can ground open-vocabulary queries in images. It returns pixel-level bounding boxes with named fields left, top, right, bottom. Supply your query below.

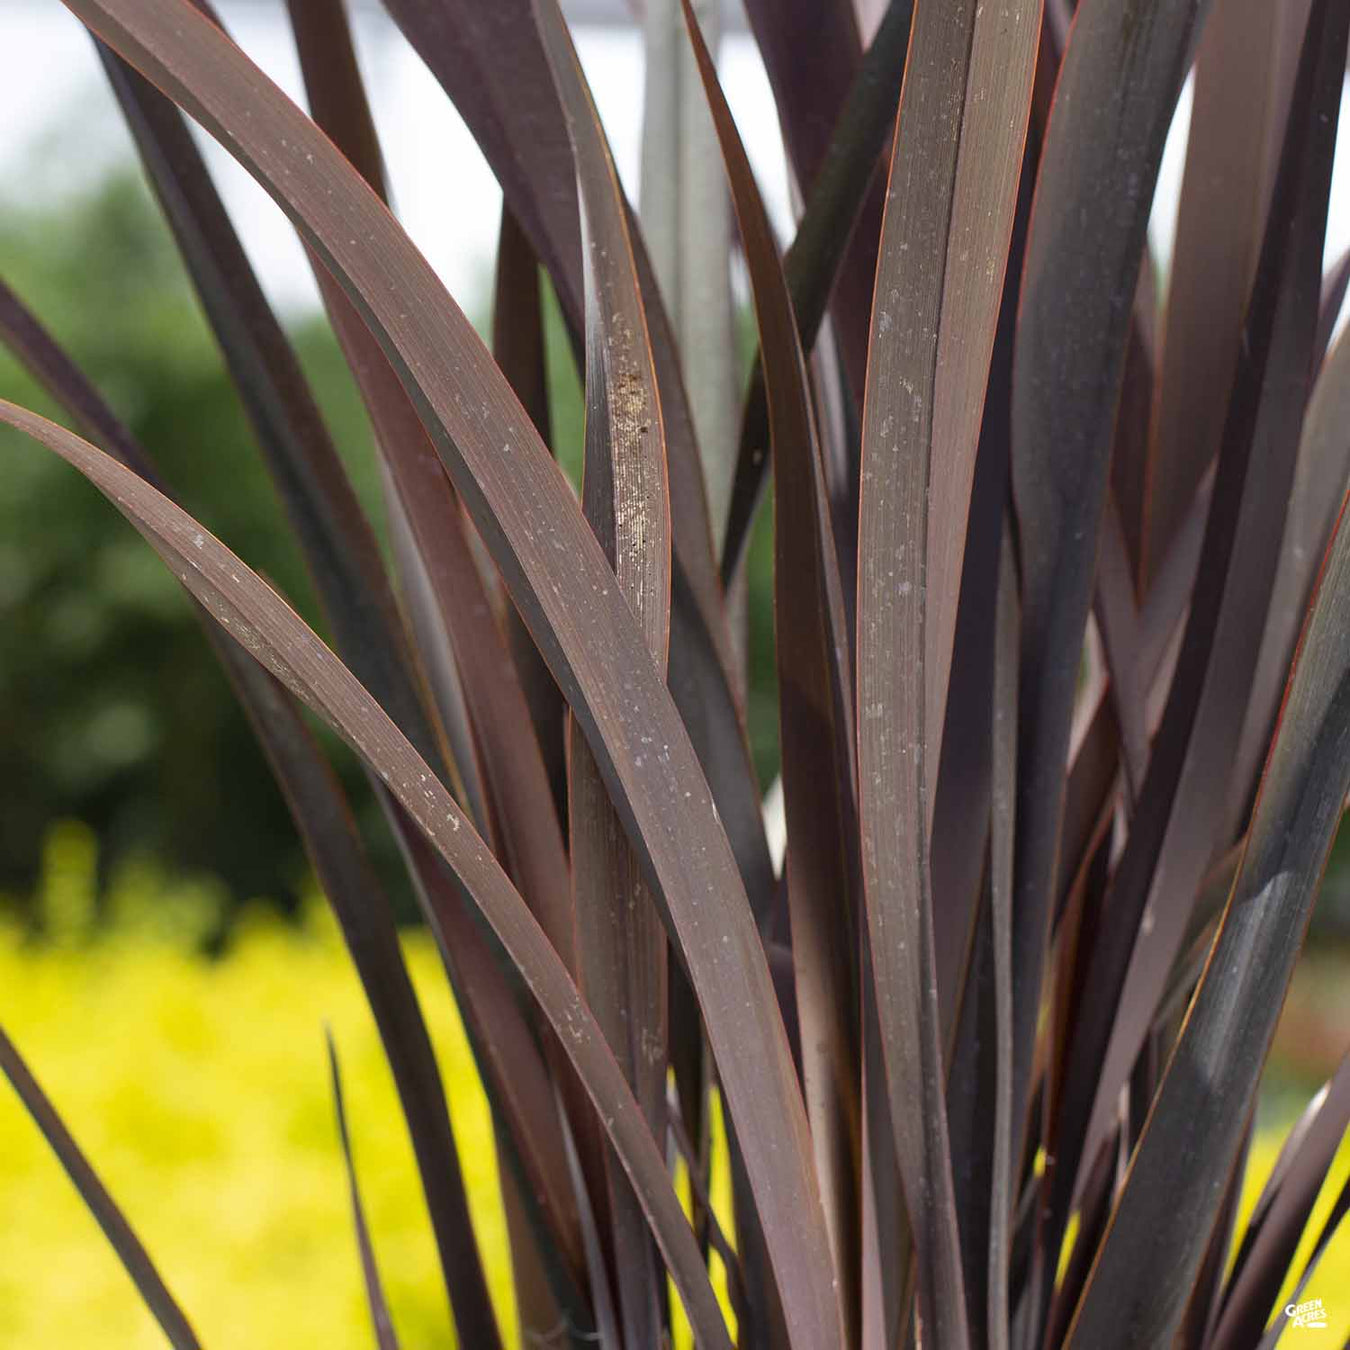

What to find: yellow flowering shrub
left=0, top=823, right=1344, bottom=1346
left=1, top=823, right=507, bottom=1349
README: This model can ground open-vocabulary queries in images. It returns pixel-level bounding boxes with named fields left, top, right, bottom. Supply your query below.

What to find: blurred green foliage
left=0, top=168, right=782, bottom=928
left=0, top=171, right=384, bottom=918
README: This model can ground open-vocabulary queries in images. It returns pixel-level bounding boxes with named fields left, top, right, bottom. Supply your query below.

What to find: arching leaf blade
left=0, top=398, right=736, bottom=1350
left=0, top=1025, right=202, bottom=1350
left=679, top=7, right=857, bottom=1335
left=326, top=1031, right=402, bottom=1350
left=0, top=272, right=518, bottom=1338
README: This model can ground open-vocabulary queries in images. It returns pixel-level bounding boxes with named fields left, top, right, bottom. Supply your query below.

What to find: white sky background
left=0, top=1, right=789, bottom=317
left=0, top=1, right=1348, bottom=332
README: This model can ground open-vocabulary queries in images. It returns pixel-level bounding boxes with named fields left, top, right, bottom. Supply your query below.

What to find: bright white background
left=0, top=1, right=790, bottom=316
left=1, top=0, right=1349, bottom=330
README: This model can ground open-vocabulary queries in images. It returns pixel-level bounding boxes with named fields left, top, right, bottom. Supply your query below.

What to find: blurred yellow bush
left=1, top=823, right=509, bottom=1349
left=0, top=823, right=1345, bottom=1347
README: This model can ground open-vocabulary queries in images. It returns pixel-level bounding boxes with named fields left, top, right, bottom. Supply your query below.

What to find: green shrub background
left=0, top=167, right=783, bottom=927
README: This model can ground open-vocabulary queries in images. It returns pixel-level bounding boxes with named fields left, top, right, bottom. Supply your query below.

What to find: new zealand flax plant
left=2, top=0, right=1349, bottom=1346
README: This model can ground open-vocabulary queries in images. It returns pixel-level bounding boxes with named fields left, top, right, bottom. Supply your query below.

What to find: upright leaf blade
left=326, top=1032, right=401, bottom=1350
left=739, top=0, right=876, bottom=398
left=1143, top=0, right=1311, bottom=584
left=376, top=0, right=584, bottom=330
left=492, top=205, right=570, bottom=825
left=1228, top=322, right=1350, bottom=837
left=930, top=158, right=1031, bottom=1043
left=1209, top=1054, right=1350, bottom=1349
left=1256, top=1175, right=1350, bottom=1348
left=1009, top=0, right=1212, bottom=1147
left=1051, top=0, right=1343, bottom=1227
left=639, top=0, right=738, bottom=546
left=721, top=0, right=915, bottom=585
left=680, top=8, right=858, bottom=1331
left=853, top=0, right=1037, bottom=1338
left=988, top=533, right=1019, bottom=1350
left=946, top=525, right=1021, bottom=1350
left=919, top=0, right=1040, bottom=792
left=534, top=3, right=674, bottom=1341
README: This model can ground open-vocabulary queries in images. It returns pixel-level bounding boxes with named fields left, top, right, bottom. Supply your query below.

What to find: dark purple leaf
left=854, top=0, right=1037, bottom=1338
left=1227, top=322, right=1350, bottom=839
left=534, top=3, right=673, bottom=1340
left=0, top=1025, right=201, bottom=1349
left=1210, top=1054, right=1350, bottom=1349
left=326, top=1031, right=401, bottom=1350
left=376, top=0, right=584, bottom=331
left=1256, top=1174, right=1350, bottom=1348
left=1051, top=0, right=1342, bottom=1236
left=720, top=0, right=915, bottom=585
left=680, top=4, right=858, bottom=1331
left=1009, top=0, right=1220, bottom=1163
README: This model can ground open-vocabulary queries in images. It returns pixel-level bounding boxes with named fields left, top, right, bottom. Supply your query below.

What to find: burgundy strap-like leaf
left=1064, top=203, right=1350, bottom=1350
left=738, top=0, right=868, bottom=390
left=1227, top=323, right=1350, bottom=839
left=721, top=0, right=915, bottom=587
left=1052, top=0, right=1343, bottom=1237
left=1256, top=1174, right=1350, bottom=1348
left=326, top=1032, right=401, bottom=1350
left=1143, top=0, right=1311, bottom=586
left=0, top=1025, right=201, bottom=1349
left=377, top=0, right=584, bottom=332
left=680, top=5, right=857, bottom=1335
left=1210, top=1054, right=1350, bottom=1349
left=853, top=0, right=1037, bottom=1340
left=535, top=2, right=673, bottom=1341
left=1008, top=0, right=1212, bottom=1164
